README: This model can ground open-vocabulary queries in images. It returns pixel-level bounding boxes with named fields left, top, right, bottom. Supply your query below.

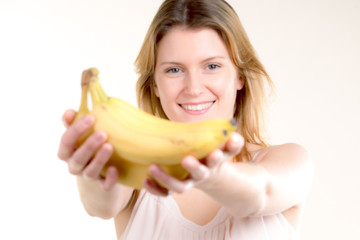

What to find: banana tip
left=230, top=118, right=237, bottom=127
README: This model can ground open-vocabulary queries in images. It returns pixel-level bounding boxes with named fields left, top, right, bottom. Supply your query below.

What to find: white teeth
left=181, top=102, right=214, bottom=111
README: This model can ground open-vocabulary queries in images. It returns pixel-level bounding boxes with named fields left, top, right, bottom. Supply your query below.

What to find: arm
left=58, top=109, right=134, bottom=219
left=145, top=133, right=314, bottom=218
left=200, top=143, right=313, bottom=218
left=76, top=176, right=133, bottom=219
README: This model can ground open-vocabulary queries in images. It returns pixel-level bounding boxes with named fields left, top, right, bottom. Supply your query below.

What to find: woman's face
left=154, top=27, right=243, bottom=122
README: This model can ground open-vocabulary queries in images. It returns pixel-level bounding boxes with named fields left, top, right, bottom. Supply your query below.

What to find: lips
left=179, top=101, right=215, bottom=112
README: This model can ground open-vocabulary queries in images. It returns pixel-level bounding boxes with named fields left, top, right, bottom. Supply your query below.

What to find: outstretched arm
left=145, top=133, right=313, bottom=218
left=202, top=142, right=313, bottom=218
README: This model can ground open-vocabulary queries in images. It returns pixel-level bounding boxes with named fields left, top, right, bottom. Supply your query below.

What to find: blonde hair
left=135, top=0, right=273, bottom=161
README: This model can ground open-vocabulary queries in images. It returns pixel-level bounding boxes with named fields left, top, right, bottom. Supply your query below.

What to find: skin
left=148, top=27, right=244, bottom=192
left=58, top=27, right=313, bottom=236
left=153, top=27, right=243, bottom=123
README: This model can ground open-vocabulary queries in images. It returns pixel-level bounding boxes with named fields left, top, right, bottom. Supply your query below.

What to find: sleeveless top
left=119, top=190, right=300, bottom=240
left=120, top=151, right=300, bottom=239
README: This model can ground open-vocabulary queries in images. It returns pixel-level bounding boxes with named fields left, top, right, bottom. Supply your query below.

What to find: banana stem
left=78, top=85, right=89, bottom=113
left=88, top=69, right=109, bottom=104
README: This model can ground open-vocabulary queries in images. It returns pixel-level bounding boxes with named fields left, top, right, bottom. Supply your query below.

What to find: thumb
left=62, top=109, right=77, bottom=128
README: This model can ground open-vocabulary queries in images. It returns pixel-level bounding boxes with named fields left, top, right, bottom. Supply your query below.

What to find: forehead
left=156, top=27, right=230, bottom=62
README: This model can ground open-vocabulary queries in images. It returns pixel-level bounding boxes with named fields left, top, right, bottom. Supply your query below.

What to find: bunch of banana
left=72, top=68, right=236, bottom=189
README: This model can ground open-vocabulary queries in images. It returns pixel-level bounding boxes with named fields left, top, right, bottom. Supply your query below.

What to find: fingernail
left=232, top=133, right=244, bottom=146
left=184, top=181, right=194, bottom=191
left=83, top=115, right=94, bottom=126
left=149, top=164, right=157, bottom=173
left=232, top=133, right=240, bottom=142
left=215, top=149, right=224, bottom=160
left=95, top=131, right=107, bottom=142
left=198, top=164, right=210, bottom=175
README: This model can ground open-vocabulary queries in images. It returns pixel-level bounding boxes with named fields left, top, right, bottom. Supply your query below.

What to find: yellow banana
left=73, top=68, right=236, bottom=189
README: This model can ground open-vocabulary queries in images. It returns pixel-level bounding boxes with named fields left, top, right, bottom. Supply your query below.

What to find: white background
left=0, top=0, right=359, bottom=239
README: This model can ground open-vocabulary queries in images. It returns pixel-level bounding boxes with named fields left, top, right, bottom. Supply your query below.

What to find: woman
left=58, top=0, right=313, bottom=239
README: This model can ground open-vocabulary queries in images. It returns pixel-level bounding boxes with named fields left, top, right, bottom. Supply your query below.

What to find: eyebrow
left=159, top=56, right=227, bottom=66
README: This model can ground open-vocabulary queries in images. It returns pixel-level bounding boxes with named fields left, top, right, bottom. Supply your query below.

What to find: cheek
left=211, top=75, right=238, bottom=97
left=156, top=81, right=175, bottom=100
left=223, top=85, right=238, bottom=105
left=156, top=81, right=180, bottom=115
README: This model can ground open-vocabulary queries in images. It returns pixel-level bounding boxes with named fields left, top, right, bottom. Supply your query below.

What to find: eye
left=207, top=64, right=220, bottom=70
left=166, top=67, right=181, bottom=73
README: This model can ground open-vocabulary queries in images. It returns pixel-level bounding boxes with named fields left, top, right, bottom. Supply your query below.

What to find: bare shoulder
left=250, top=142, right=312, bottom=166
left=257, top=142, right=314, bottom=198
left=269, top=143, right=309, bottom=157
left=249, top=142, right=314, bottom=195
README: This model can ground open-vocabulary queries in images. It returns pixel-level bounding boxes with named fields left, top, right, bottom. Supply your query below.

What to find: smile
left=179, top=101, right=215, bottom=111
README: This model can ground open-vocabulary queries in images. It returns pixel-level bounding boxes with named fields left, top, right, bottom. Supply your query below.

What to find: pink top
left=119, top=190, right=300, bottom=240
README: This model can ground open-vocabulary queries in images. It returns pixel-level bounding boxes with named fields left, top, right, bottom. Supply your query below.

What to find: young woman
left=58, top=0, right=313, bottom=239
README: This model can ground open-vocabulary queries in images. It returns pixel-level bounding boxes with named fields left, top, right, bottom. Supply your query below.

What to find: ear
left=236, top=76, right=245, bottom=90
left=154, top=81, right=160, bottom=97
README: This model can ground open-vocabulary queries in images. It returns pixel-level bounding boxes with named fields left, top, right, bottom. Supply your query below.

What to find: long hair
left=135, top=0, right=273, bottom=161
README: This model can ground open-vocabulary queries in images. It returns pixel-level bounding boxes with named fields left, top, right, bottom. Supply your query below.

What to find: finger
left=57, top=114, right=95, bottom=160
left=102, top=166, right=119, bottom=192
left=204, top=149, right=225, bottom=169
left=68, top=131, right=107, bottom=175
left=182, top=156, right=210, bottom=180
left=222, top=132, right=244, bottom=157
left=148, top=165, right=188, bottom=193
left=82, top=143, right=113, bottom=180
left=62, top=109, right=77, bottom=128
left=143, top=178, right=170, bottom=197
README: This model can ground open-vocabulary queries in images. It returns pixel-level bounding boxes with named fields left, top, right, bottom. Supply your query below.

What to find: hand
left=143, top=132, right=245, bottom=196
left=57, top=109, right=117, bottom=191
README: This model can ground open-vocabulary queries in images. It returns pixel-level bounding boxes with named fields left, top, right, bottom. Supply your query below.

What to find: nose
left=183, top=70, right=204, bottom=96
